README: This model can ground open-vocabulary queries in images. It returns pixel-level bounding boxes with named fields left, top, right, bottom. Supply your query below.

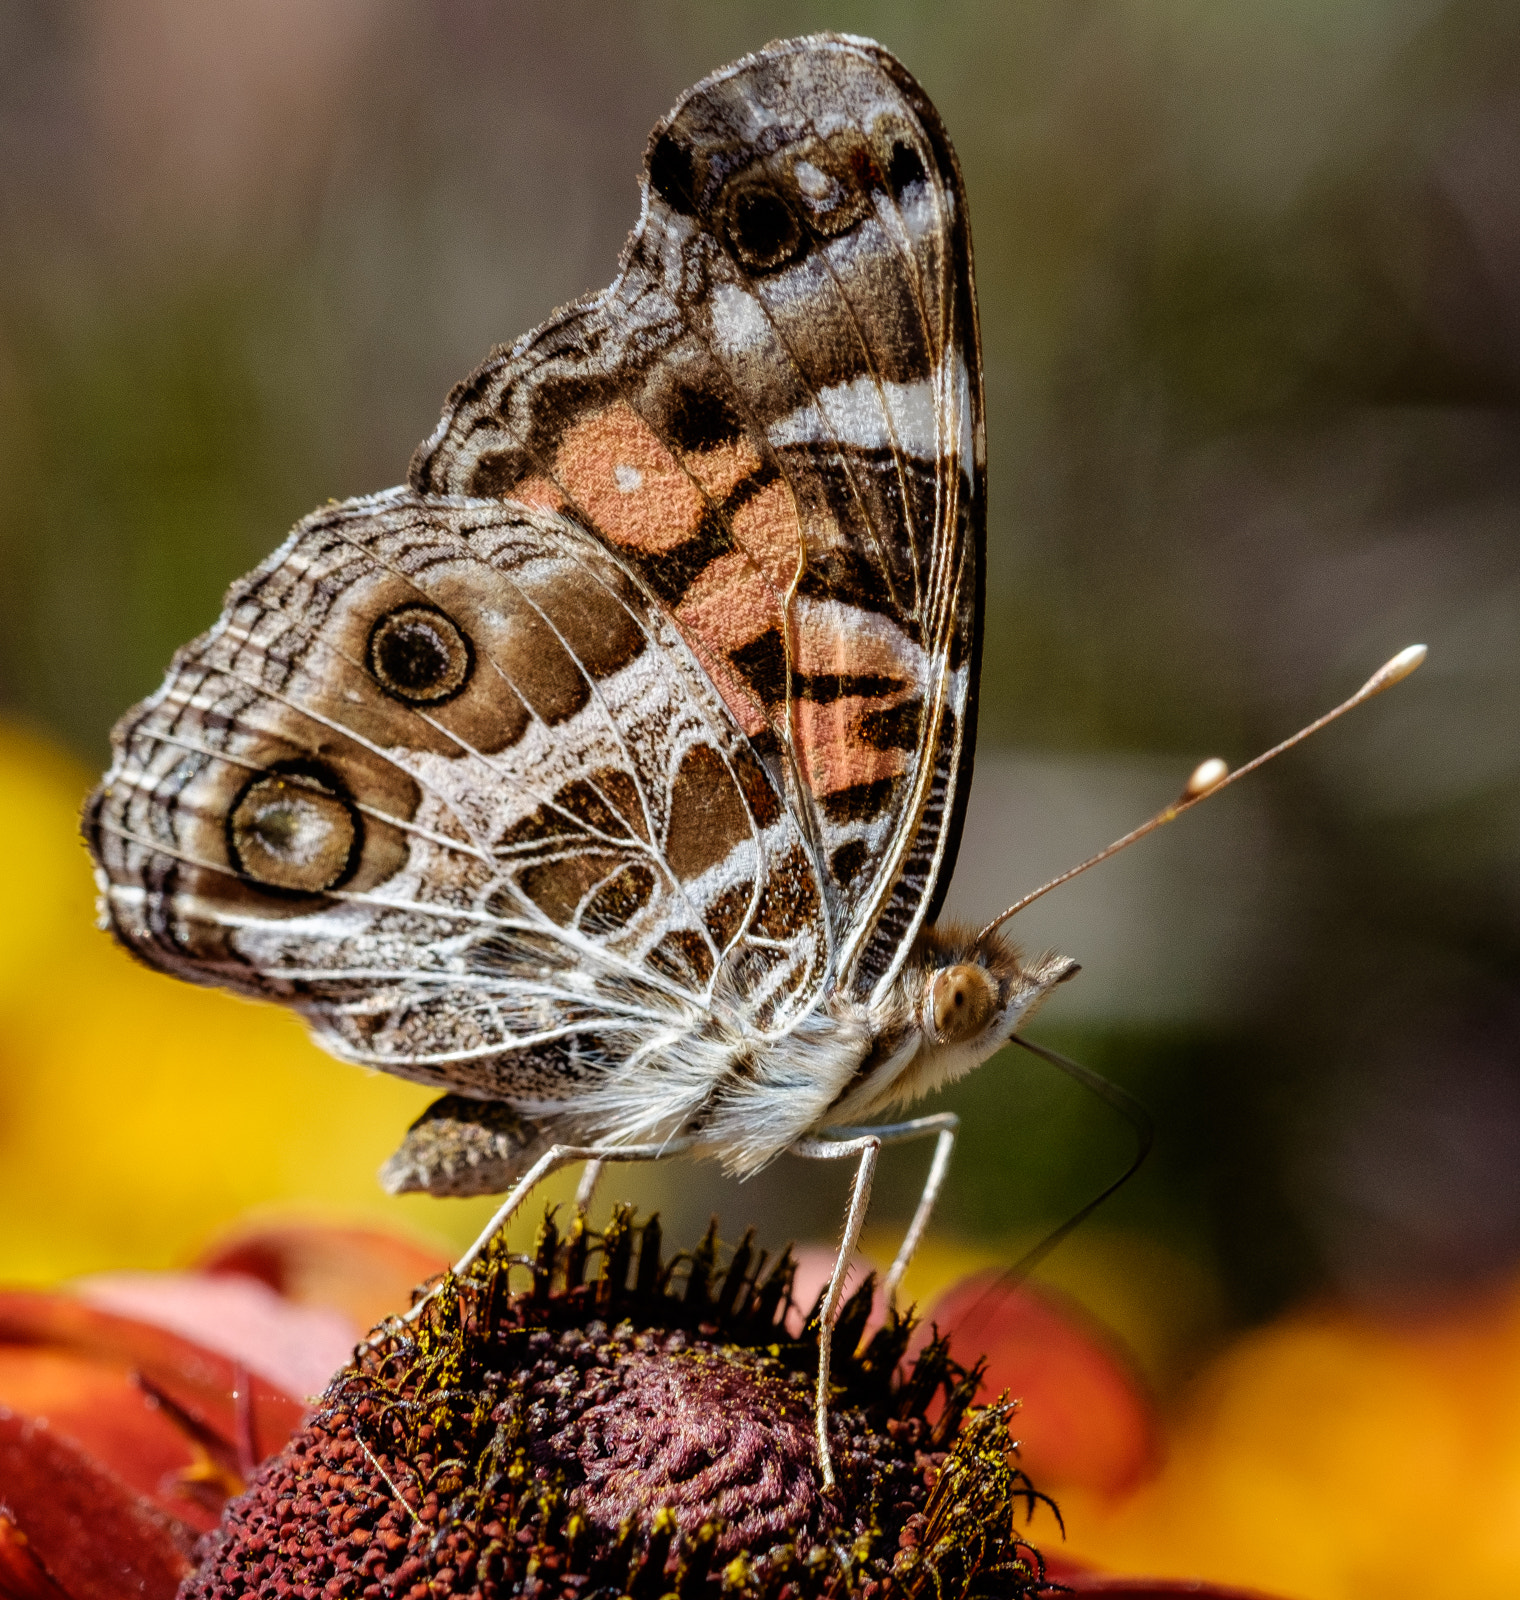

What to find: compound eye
left=229, top=769, right=359, bottom=894
left=928, top=963, right=996, bottom=1044
left=368, top=605, right=472, bottom=704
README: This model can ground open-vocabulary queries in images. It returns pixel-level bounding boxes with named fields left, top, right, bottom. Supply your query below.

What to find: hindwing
left=89, top=492, right=827, bottom=1140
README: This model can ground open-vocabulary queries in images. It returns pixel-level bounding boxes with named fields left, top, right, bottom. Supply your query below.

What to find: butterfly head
left=837, top=924, right=1079, bottom=1123
left=914, top=923, right=1078, bottom=1053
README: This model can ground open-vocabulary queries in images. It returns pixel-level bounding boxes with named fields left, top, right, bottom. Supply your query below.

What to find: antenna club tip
left=1183, top=756, right=1229, bottom=799
left=1362, top=643, right=1427, bottom=696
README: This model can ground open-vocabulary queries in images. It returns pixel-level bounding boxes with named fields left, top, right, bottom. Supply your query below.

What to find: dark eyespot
left=887, top=139, right=926, bottom=198
left=367, top=604, right=472, bottom=704
left=228, top=767, right=360, bottom=894
left=648, top=130, right=699, bottom=216
left=724, top=184, right=803, bottom=272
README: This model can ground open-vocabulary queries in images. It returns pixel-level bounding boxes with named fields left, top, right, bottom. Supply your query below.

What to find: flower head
left=186, top=1209, right=1053, bottom=1600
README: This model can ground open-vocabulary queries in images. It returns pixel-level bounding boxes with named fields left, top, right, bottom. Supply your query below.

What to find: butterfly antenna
left=975, top=643, right=1427, bottom=943
left=1008, top=1034, right=1152, bottom=1279
left=952, top=1033, right=1155, bottom=1325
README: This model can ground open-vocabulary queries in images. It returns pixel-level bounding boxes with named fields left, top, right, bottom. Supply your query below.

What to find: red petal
left=196, top=1220, right=447, bottom=1331
left=0, top=1510, right=72, bottom=1600
left=77, top=1271, right=356, bottom=1399
left=926, top=1273, right=1160, bottom=1496
left=0, top=1345, right=221, bottom=1530
left=0, top=1291, right=307, bottom=1529
left=0, top=1412, right=193, bottom=1600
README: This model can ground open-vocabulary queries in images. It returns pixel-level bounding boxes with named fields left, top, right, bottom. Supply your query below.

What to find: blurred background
left=1, top=0, right=1517, bottom=1449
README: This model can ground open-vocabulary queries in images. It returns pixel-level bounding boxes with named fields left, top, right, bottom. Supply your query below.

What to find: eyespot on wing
left=366, top=604, right=473, bottom=704
left=227, top=766, right=361, bottom=895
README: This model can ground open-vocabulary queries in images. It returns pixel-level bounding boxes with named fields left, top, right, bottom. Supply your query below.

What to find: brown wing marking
left=316, top=497, right=818, bottom=1023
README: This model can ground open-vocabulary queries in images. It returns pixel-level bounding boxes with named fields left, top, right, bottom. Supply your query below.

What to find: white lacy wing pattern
left=88, top=491, right=854, bottom=1166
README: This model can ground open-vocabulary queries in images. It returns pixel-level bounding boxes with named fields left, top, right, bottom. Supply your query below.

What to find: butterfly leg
left=824, top=1113, right=960, bottom=1307
left=574, top=1158, right=605, bottom=1213
left=788, top=1132, right=882, bottom=1493
left=397, top=1137, right=693, bottom=1330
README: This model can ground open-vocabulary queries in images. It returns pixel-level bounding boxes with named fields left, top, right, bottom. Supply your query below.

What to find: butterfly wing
left=86, top=35, right=984, bottom=1171
left=413, top=33, right=984, bottom=1001
left=87, top=491, right=833, bottom=1157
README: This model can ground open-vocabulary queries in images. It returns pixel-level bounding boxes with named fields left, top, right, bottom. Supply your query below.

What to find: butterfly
left=86, top=33, right=1082, bottom=1486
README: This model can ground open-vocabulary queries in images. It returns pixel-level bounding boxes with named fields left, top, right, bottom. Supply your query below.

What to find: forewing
left=412, top=33, right=984, bottom=1000
left=86, top=492, right=824, bottom=1133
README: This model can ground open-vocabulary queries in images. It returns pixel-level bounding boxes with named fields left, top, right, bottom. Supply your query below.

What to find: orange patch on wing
left=730, top=479, right=803, bottom=592
left=674, top=478, right=800, bottom=640
left=555, top=403, right=706, bottom=554
left=511, top=474, right=567, bottom=512
left=794, top=699, right=910, bottom=795
left=674, top=553, right=778, bottom=736
left=676, top=552, right=781, bottom=651
left=670, top=480, right=803, bottom=739
left=685, top=436, right=763, bottom=501
left=791, top=599, right=921, bottom=800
